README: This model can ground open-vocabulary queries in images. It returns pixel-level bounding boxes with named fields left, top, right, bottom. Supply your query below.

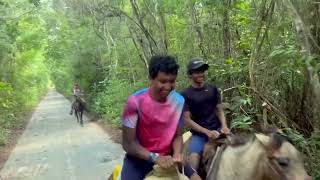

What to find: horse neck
left=216, top=137, right=267, bottom=180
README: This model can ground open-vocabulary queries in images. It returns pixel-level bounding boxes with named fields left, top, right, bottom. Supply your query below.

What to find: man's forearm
left=123, top=141, right=150, bottom=160
left=172, top=135, right=183, bottom=155
left=218, top=113, right=227, bottom=127
left=184, top=112, right=210, bottom=134
left=185, top=117, right=209, bottom=134
left=217, top=105, right=227, bottom=127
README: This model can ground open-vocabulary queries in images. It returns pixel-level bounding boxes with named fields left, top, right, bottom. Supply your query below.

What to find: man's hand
left=221, top=126, right=230, bottom=134
left=172, top=153, right=185, bottom=165
left=155, top=155, right=175, bottom=169
left=205, top=129, right=220, bottom=139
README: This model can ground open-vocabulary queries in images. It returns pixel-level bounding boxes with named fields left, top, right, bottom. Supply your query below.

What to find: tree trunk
left=190, top=2, right=207, bottom=59
left=128, top=24, right=149, bottom=69
left=285, top=0, right=320, bottom=132
left=158, top=7, right=169, bottom=54
left=223, top=0, right=232, bottom=59
left=129, top=0, right=158, bottom=56
left=249, top=0, right=275, bottom=91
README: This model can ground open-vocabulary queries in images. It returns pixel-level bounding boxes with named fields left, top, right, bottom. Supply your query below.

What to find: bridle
left=265, top=156, right=288, bottom=180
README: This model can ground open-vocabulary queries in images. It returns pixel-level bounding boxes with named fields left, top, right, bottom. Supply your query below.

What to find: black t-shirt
left=181, top=84, right=221, bottom=136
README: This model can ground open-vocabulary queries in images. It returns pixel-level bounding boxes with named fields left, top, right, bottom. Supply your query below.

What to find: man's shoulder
left=206, top=83, right=219, bottom=91
left=131, top=88, right=148, bottom=97
left=180, top=86, right=192, bottom=96
left=170, top=90, right=185, bottom=103
left=126, top=88, right=148, bottom=103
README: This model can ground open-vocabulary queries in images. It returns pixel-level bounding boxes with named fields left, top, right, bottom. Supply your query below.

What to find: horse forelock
left=270, top=133, right=288, bottom=150
left=227, top=134, right=253, bottom=147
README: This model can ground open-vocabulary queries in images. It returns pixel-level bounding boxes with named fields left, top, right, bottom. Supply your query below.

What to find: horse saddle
left=144, top=165, right=189, bottom=180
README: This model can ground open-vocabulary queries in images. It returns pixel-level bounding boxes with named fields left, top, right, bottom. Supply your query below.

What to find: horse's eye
left=277, top=158, right=289, bottom=168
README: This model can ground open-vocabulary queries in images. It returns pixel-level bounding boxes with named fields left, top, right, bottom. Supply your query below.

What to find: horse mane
left=206, top=134, right=267, bottom=180
left=227, top=133, right=254, bottom=147
left=205, top=134, right=257, bottom=179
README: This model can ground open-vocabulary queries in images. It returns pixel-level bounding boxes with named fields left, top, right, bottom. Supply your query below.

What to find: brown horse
left=73, top=96, right=85, bottom=126
left=200, top=132, right=312, bottom=180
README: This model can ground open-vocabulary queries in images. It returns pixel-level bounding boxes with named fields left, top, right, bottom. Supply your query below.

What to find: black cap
left=187, top=57, right=209, bottom=75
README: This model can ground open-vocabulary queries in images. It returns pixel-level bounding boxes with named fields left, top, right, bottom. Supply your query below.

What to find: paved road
left=0, top=90, right=124, bottom=180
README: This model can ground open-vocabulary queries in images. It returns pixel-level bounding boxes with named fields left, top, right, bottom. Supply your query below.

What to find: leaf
left=225, top=58, right=234, bottom=64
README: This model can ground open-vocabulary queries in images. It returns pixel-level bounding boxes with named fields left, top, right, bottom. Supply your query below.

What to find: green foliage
left=0, top=0, right=49, bottom=146
left=281, top=128, right=320, bottom=178
left=0, top=128, right=10, bottom=146
left=231, top=115, right=253, bottom=130
left=90, top=79, right=146, bottom=126
left=305, top=130, right=320, bottom=178
left=225, top=93, right=257, bottom=131
left=0, top=82, right=16, bottom=145
left=0, top=0, right=318, bottom=174
left=29, top=0, right=40, bottom=7
left=0, top=82, right=14, bottom=145
left=0, top=82, right=15, bottom=110
left=283, top=128, right=308, bottom=150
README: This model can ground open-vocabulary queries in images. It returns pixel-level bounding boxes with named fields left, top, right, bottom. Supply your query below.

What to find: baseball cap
left=187, top=57, right=209, bottom=75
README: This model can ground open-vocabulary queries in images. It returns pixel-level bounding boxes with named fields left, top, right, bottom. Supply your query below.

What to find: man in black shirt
left=181, top=57, right=230, bottom=171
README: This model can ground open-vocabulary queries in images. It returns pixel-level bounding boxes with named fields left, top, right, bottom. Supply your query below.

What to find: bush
left=90, top=78, right=146, bottom=126
left=0, top=128, right=10, bottom=146
left=305, top=130, right=320, bottom=178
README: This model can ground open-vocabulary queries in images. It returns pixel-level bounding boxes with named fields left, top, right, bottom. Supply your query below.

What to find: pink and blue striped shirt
left=122, top=88, right=184, bottom=155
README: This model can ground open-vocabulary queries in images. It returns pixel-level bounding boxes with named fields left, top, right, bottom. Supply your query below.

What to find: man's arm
left=123, top=126, right=176, bottom=168
left=172, top=127, right=183, bottom=161
left=122, top=96, right=150, bottom=160
left=122, top=126, right=150, bottom=160
left=184, top=111, right=208, bottom=134
left=216, top=104, right=230, bottom=133
left=184, top=111, right=219, bottom=138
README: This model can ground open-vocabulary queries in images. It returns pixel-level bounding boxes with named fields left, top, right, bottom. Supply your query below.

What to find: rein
left=266, top=157, right=287, bottom=180
left=205, top=134, right=288, bottom=180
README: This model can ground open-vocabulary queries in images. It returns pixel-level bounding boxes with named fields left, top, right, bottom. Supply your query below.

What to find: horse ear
left=255, top=133, right=271, bottom=147
left=226, top=134, right=246, bottom=146
left=256, top=133, right=286, bottom=155
left=261, top=125, right=283, bottom=135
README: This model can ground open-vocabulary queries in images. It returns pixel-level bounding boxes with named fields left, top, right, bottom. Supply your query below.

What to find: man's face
left=150, top=72, right=177, bottom=99
left=190, top=70, right=206, bottom=84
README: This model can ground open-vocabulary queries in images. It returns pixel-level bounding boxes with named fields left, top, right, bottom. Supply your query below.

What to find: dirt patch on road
left=95, top=119, right=122, bottom=145
left=82, top=109, right=122, bottom=145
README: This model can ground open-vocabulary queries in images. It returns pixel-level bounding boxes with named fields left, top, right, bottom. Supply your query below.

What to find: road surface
left=0, top=90, right=124, bottom=180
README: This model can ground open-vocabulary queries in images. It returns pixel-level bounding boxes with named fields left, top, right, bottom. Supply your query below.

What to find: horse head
left=255, top=132, right=311, bottom=180
left=203, top=130, right=311, bottom=180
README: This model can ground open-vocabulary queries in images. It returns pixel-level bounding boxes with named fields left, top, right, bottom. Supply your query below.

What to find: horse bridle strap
left=206, top=144, right=227, bottom=180
left=267, top=158, right=287, bottom=180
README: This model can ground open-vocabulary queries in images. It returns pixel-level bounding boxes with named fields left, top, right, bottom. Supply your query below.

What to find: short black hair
left=148, top=55, right=179, bottom=79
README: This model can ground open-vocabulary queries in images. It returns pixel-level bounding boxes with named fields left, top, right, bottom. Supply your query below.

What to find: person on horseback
left=120, top=55, right=201, bottom=180
left=70, top=82, right=81, bottom=115
left=181, top=57, right=230, bottom=173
